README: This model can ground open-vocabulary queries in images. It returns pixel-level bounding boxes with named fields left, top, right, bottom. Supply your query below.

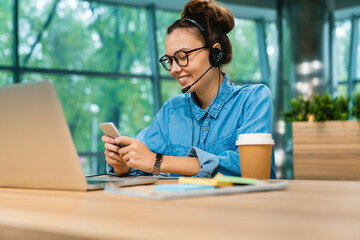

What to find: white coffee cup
left=236, top=133, right=274, bottom=179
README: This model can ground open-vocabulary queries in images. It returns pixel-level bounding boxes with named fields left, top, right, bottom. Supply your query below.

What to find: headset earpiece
left=182, top=18, right=223, bottom=68
left=210, top=48, right=223, bottom=67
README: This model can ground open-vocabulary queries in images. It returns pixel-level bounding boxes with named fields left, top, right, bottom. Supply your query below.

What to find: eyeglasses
left=159, top=46, right=208, bottom=71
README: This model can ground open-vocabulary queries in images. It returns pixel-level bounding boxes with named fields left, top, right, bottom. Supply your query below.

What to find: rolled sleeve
left=187, top=147, right=219, bottom=178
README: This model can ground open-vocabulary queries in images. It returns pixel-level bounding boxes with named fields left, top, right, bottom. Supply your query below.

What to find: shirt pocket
left=207, top=131, right=237, bottom=155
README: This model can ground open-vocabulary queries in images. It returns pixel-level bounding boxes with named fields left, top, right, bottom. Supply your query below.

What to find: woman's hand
left=101, top=136, right=130, bottom=175
left=115, top=136, right=156, bottom=173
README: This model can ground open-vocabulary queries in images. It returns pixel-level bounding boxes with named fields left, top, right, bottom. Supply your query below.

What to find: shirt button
left=204, top=127, right=207, bottom=131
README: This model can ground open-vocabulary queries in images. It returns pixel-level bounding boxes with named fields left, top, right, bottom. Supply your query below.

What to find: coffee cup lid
left=236, top=133, right=274, bottom=145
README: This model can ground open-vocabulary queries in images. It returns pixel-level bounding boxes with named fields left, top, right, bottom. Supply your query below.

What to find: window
left=226, top=19, right=261, bottom=82
left=19, top=0, right=150, bottom=74
left=156, top=10, right=181, bottom=77
left=355, top=17, right=360, bottom=93
left=337, top=84, right=348, bottom=97
left=0, top=0, right=13, bottom=66
left=357, top=18, right=360, bottom=88
left=354, top=83, right=360, bottom=93
left=265, top=22, right=278, bottom=88
left=155, top=10, right=182, bottom=103
left=0, top=72, right=13, bottom=86
left=335, top=19, right=351, bottom=96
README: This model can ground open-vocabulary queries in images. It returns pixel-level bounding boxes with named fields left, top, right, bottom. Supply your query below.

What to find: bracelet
left=152, top=153, right=163, bottom=176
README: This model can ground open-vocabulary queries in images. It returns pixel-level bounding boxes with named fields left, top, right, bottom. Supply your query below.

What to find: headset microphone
left=181, top=65, right=213, bottom=94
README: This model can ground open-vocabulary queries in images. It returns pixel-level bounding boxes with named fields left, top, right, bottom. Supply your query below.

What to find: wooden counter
left=1, top=180, right=360, bottom=240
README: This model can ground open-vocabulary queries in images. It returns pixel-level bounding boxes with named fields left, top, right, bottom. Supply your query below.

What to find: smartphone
left=99, top=122, right=121, bottom=139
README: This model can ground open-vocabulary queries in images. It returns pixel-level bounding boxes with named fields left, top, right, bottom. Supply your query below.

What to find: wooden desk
left=0, top=180, right=360, bottom=240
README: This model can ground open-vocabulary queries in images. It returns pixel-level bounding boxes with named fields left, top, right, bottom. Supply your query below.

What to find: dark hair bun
left=182, top=0, right=234, bottom=34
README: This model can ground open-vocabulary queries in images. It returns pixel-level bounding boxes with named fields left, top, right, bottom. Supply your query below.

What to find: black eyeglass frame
left=159, top=46, right=208, bottom=71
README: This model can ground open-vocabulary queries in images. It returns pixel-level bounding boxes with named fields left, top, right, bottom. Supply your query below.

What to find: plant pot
left=292, top=120, right=360, bottom=181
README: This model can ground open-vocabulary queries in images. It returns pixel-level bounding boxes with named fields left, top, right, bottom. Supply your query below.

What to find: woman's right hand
left=101, top=136, right=130, bottom=175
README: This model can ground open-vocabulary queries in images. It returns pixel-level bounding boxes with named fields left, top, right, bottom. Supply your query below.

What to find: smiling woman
left=102, top=0, right=276, bottom=179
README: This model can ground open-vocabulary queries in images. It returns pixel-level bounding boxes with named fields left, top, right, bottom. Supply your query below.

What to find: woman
left=102, top=0, right=276, bottom=178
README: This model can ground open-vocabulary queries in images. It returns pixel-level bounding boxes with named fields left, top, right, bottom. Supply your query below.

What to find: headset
left=180, top=17, right=223, bottom=94
left=182, top=17, right=223, bottom=68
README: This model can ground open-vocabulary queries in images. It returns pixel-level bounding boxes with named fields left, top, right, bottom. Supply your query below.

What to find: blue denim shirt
left=107, top=74, right=276, bottom=179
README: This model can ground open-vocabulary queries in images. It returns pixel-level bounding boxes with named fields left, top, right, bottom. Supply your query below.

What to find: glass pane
left=155, top=10, right=183, bottom=105
left=156, top=10, right=181, bottom=77
left=0, top=0, right=13, bottom=66
left=19, top=0, right=150, bottom=74
left=355, top=83, right=360, bottom=93
left=265, top=22, right=278, bottom=89
left=357, top=19, right=360, bottom=79
left=161, top=80, right=182, bottom=104
left=22, top=74, right=154, bottom=174
left=0, top=72, right=13, bottom=86
left=335, top=20, right=351, bottom=83
left=225, top=19, right=261, bottom=82
left=337, top=84, right=348, bottom=97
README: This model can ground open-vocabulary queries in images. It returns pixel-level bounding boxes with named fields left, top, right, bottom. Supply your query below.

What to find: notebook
left=104, top=181, right=288, bottom=200
left=0, top=81, right=157, bottom=191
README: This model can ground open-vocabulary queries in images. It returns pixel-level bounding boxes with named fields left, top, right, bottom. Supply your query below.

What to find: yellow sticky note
left=178, top=177, right=233, bottom=187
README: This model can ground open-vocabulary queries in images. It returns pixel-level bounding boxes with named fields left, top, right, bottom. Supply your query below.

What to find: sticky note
left=155, top=184, right=215, bottom=192
left=215, top=176, right=257, bottom=185
left=178, top=177, right=233, bottom=187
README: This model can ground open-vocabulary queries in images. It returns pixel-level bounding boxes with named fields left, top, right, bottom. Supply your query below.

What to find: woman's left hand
left=115, top=136, right=156, bottom=173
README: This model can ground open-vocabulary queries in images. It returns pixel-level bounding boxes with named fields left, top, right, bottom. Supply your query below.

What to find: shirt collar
left=189, top=73, right=232, bottom=121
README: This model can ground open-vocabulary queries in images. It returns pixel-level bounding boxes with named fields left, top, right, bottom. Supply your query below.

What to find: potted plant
left=352, top=93, right=360, bottom=120
left=283, top=93, right=360, bottom=181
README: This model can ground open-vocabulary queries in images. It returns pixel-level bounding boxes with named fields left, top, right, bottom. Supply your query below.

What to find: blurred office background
left=0, top=0, right=359, bottom=178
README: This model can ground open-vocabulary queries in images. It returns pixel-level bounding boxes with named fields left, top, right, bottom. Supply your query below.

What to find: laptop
left=0, top=81, right=157, bottom=191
